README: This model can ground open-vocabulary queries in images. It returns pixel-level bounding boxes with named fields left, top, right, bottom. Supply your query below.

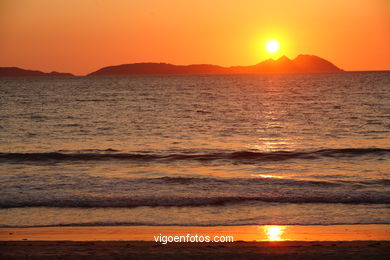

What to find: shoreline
left=1, top=224, right=389, bottom=242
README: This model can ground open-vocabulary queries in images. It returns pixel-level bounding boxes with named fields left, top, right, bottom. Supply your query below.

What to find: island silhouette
left=0, top=54, right=343, bottom=77
left=0, top=67, right=74, bottom=77
left=88, top=55, right=343, bottom=76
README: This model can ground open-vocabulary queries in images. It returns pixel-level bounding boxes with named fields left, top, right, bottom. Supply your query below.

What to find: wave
left=0, top=148, right=389, bottom=163
left=3, top=221, right=390, bottom=228
left=1, top=193, right=389, bottom=208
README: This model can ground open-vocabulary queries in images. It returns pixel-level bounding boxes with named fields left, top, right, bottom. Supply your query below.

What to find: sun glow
left=265, top=40, right=280, bottom=54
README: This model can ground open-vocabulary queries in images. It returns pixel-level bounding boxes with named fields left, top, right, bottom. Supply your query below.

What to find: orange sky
left=0, top=0, right=389, bottom=75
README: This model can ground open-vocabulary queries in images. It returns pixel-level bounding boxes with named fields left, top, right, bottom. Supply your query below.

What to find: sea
left=0, top=72, right=389, bottom=228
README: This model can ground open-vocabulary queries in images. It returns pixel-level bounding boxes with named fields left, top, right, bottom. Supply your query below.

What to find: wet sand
left=1, top=225, right=390, bottom=241
left=1, top=225, right=389, bottom=259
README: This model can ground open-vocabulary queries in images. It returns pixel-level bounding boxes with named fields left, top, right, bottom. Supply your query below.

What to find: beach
left=1, top=225, right=390, bottom=258
left=2, top=241, right=390, bottom=259
left=1, top=225, right=390, bottom=241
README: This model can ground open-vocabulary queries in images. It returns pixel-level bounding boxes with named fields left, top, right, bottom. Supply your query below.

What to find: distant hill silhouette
left=0, top=67, right=74, bottom=77
left=89, top=55, right=343, bottom=76
left=89, top=63, right=228, bottom=76
left=0, top=55, right=343, bottom=77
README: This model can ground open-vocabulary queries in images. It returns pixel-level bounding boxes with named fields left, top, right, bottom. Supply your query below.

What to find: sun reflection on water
left=254, top=174, right=283, bottom=179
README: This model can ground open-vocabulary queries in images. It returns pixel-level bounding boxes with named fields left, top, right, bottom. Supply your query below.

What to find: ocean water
left=0, top=72, right=389, bottom=227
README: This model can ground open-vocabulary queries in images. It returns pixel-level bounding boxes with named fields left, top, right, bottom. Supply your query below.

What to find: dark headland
left=0, top=54, right=343, bottom=77
left=0, top=67, right=74, bottom=77
left=88, top=54, right=343, bottom=76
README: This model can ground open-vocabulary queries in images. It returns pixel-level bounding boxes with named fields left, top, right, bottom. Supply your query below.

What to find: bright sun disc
left=265, top=40, right=280, bottom=53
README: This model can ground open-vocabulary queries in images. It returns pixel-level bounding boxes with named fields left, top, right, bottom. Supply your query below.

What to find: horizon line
left=1, top=53, right=390, bottom=76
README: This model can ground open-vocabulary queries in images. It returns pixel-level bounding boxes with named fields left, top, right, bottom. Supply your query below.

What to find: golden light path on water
left=253, top=174, right=284, bottom=179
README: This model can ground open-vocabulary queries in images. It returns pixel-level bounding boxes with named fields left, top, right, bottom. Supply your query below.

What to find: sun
left=265, top=40, right=280, bottom=54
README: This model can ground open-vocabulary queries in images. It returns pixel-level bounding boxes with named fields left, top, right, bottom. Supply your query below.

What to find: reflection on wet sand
left=1, top=225, right=389, bottom=241
left=263, top=225, right=286, bottom=241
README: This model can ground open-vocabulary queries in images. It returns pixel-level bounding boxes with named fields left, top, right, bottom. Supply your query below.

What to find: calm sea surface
left=0, top=72, right=389, bottom=227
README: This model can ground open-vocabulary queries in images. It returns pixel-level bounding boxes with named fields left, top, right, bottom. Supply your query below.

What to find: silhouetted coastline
left=88, top=54, right=343, bottom=76
left=0, top=54, right=344, bottom=77
left=0, top=67, right=74, bottom=78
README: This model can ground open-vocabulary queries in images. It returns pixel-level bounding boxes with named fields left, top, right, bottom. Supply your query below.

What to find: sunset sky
left=1, top=0, right=389, bottom=75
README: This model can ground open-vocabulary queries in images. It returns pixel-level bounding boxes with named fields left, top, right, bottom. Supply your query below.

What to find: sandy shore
left=1, top=225, right=389, bottom=259
left=1, top=225, right=390, bottom=241
left=1, top=241, right=389, bottom=259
